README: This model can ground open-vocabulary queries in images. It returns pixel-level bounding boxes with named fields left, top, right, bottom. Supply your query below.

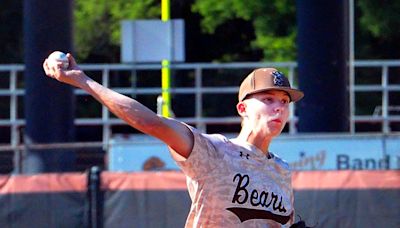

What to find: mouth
left=270, top=118, right=282, bottom=124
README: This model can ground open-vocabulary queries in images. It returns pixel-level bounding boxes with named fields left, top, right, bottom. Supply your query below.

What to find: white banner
left=271, top=135, right=399, bottom=170
left=109, top=134, right=400, bottom=171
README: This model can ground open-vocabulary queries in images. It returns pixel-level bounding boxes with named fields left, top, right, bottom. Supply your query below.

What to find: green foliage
left=74, top=0, right=160, bottom=61
left=192, top=0, right=296, bottom=61
left=358, top=0, right=400, bottom=37
left=71, top=0, right=400, bottom=62
left=356, top=0, right=400, bottom=58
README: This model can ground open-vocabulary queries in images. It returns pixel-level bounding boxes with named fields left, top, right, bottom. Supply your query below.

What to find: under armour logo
left=239, top=151, right=250, bottom=159
left=272, top=71, right=285, bottom=86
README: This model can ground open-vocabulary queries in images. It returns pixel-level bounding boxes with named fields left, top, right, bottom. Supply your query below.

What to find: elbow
left=130, top=116, right=164, bottom=136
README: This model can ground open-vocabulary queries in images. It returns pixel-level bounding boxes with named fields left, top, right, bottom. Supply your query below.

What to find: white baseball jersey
left=174, top=126, right=294, bottom=228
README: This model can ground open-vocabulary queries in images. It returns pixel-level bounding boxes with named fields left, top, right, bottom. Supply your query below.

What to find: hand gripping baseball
left=43, top=52, right=88, bottom=89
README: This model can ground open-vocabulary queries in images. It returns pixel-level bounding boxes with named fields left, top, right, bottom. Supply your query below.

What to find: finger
left=48, top=61, right=62, bottom=78
left=46, top=60, right=59, bottom=77
left=43, top=59, right=53, bottom=77
left=66, top=53, right=78, bottom=69
left=42, top=59, right=48, bottom=72
left=55, top=61, right=64, bottom=69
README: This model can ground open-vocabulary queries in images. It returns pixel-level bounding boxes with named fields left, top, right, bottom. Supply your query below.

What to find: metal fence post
left=88, top=166, right=103, bottom=228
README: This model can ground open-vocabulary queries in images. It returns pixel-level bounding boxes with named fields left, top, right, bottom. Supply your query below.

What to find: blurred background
left=0, top=0, right=399, bottom=227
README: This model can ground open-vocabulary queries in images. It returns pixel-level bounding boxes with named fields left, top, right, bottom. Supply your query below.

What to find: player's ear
left=236, top=101, right=247, bottom=117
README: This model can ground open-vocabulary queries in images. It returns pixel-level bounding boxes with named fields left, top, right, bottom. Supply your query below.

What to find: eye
left=281, top=99, right=290, bottom=104
left=262, top=97, right=273, bottom=103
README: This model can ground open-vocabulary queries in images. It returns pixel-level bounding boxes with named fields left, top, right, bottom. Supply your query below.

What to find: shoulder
left=174, top=127, right=231, bottom=178
left=271, top=152, right=291, bottom=171
left=188, top=126, right=230, bottom=149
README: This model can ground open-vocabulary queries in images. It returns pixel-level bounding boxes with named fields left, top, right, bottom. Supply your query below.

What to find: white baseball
left=48, top=51, right=69, bottom=70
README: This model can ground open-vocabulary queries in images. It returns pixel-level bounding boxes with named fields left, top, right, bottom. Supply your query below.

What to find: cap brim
left=246, top=87, right=304, bottom=102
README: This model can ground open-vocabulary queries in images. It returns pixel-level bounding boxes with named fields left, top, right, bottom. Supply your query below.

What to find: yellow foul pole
left=161, top=0, right=171, bottom=117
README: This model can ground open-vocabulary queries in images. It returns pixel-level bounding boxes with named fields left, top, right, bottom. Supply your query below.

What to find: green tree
left=72, top=0, right=400, bottom=62
left=192, top=0, right=296, bottom=61
left=192, top=0, right=400, bottom=61
left=356, top=0, right=400, bottom=59
left=74, top=0, right=160, bottom=62
left=1, top=1, right=399, bottom=63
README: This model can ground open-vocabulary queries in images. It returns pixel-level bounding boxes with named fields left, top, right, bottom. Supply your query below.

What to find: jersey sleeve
left=174, top=125, right=225, bottom=180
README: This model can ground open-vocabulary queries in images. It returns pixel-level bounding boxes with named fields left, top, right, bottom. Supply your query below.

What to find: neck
left=237, top=127, right=272, bottom=155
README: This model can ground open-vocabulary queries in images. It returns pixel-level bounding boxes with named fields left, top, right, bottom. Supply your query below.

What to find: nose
left=274, top=103, right=285, bottom=113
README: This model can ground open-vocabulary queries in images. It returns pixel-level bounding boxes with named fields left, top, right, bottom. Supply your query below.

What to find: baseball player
left=43, top=54, right=306, bottom=227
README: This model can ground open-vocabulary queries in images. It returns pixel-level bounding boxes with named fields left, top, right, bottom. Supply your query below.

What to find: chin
left=271, top=131, right=282, bottom=137
left=266, top=128, right=282, bottom=137
left=267, top=124, right=283, bottom=136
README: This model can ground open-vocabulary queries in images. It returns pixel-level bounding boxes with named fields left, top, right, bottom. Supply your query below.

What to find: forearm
left=81, top=77, right=193, bottom=156
left=80, top=76, right=161, bottom=134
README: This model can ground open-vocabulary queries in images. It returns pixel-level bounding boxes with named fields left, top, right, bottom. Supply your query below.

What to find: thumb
left=66, top=53, right=79, bottom=69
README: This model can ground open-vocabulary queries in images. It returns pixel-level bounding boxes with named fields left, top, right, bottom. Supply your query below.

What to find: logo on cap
left=272, top=71, right=285, bottom=86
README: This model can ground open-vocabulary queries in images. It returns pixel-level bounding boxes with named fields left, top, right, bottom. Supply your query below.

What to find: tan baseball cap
left=238, top=68, right=304, bottom=102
